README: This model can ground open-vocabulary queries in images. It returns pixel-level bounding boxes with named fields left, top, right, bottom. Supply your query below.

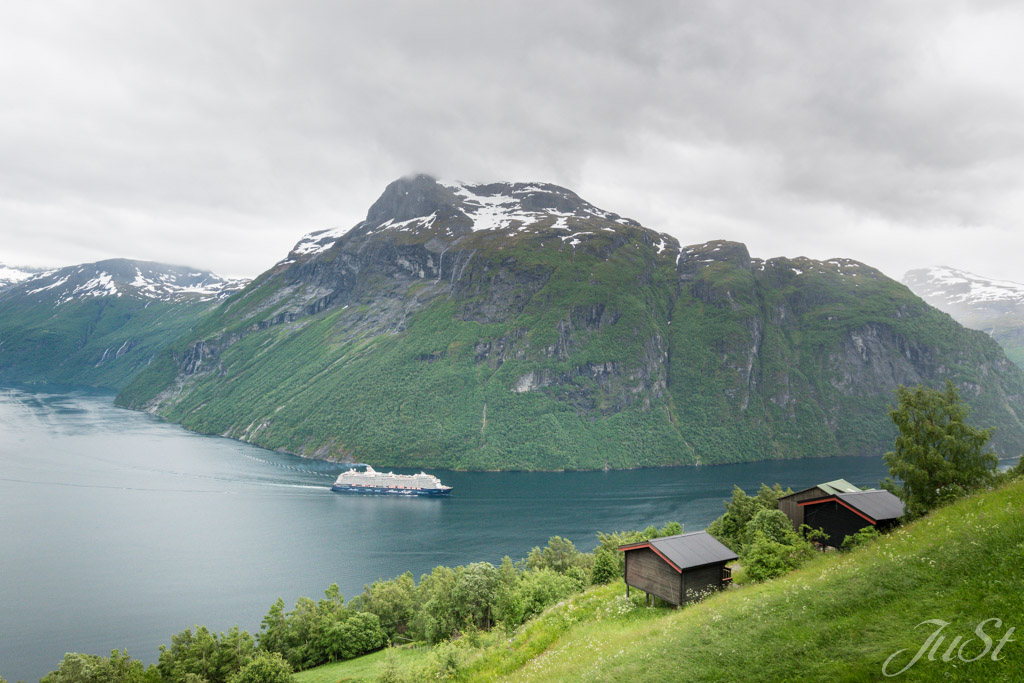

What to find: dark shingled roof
left=801, top=489, right=905, bottom=522
left=621, top=531, right=738, bottom=571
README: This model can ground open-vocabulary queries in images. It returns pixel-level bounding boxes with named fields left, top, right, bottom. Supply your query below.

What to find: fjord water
left=0, top=386, right=888, bottom=681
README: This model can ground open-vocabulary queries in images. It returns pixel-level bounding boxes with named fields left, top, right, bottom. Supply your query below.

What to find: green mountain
left=117, top=175, right=1024, bottom=469
left=0, top=258, right=246, bottom=390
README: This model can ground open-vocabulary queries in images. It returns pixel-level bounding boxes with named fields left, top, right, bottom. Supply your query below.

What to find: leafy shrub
left=841, top=526, right=880, bottom=551
left=525, top=536, right=582, bottom=573
left=743, top=531, right=806, bottom=582
left=706, top=484, right=791, bottom=553
left=258, top=584, right=384, bottom=670
left=226, top=651, right=292, bottom=683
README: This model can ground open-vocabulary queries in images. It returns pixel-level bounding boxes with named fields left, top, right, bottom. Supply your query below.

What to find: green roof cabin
left=777, top=478, right=862, bottom=531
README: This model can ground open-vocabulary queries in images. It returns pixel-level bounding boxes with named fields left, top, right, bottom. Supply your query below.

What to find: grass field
left=299, top=477, right=1024, bottom=681
left=291, top=645, right=429, bottom=682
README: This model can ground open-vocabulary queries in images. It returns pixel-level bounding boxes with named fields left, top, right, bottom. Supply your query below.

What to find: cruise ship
left=330, top=464, right=453, bottom=496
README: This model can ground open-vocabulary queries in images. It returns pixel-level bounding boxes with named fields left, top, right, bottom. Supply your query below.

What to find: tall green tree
left=883, top=381, right=997, bottom=518
left=353, top=572, right=417, bottom=641
left=705, top=484, right=790, bottom=552
left=525, top=536, right=581, bottom=573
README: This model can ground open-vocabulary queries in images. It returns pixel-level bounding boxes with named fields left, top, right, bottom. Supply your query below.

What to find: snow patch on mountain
left=0, top=263, right=52, bottom=289
left=287, top=226, right=352, bottom=261
left=438, top=179, right=630, bottom=233
left=72, top=272, right=120, bottom=300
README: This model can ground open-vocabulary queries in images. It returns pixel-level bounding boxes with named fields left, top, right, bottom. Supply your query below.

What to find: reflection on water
left=0, top=385, right=888, bottom=681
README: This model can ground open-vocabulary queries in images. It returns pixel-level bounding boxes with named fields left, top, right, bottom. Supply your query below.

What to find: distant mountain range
left=106, top=175, right=1024, bottom=469
left=0, top=259, right=247, bottom=389
left=903, top=266, right=1024, bottom=369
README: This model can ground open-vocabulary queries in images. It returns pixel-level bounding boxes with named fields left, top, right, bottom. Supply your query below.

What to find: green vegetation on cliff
left=118, top=177, right=1024, bottom=470
left=0, top=295, right=220, bottom=390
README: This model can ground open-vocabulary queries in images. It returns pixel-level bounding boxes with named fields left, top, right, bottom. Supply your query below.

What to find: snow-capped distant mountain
left=0, top=259, right=250, bottom=390
left=4, top=258, right=248, bottom=305
left=903, top=266, right=1024, bottom=368
left=0, top=263, right=52, bottom=289
left=903, top=266, right=1024, bottom=321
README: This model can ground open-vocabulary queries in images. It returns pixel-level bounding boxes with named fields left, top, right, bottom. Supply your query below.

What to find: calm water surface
left=0, top=385, right=889, bottom=681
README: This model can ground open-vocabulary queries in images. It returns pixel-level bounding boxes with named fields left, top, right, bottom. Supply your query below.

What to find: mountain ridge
left=2, top=257, right=248, bottom=305
left=103, top=175, right=1024, bottom=468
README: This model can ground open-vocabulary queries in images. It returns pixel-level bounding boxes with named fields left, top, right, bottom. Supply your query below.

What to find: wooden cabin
left=778, top=478, right=862, bottom=530
left=619, top=531, right=737, bottom=606
left=799, top=489, right=904, bottom=547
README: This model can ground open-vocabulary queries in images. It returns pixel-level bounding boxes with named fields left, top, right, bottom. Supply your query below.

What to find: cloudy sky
left=2, top=1, right=1023, bottom=281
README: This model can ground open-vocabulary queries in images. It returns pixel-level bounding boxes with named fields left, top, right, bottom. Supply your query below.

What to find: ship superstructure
left=330, top=464, right=453, bottom=496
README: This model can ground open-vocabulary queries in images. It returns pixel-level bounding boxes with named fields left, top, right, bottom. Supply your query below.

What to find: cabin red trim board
left=617, top=542, right=683, bottom=573
left=798, top=496, right=877, bottom=525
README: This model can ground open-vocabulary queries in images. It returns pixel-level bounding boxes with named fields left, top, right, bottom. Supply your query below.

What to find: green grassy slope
left=0, top=295, right=220, bottom=390
left=471, top=479, right=1024, bottom=681
left=292, top=646, right=429, bottom=683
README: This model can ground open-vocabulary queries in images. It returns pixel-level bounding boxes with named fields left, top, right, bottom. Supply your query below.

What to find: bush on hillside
left=157, top=626, right=255, bottom=683
left=226, top=651, right=292, bottom=683
left=742, top=532, right=812, bottom=582
left=40, top=651, right=160, bottom=683
left=840, top=526, right=880, bottom=552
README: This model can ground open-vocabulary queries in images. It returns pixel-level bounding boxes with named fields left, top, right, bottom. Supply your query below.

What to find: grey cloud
left=1, top=0, right=1023, bottom=281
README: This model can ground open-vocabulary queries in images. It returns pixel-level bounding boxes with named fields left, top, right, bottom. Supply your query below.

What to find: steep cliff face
left=117, top=176, right=1024, bottom=469
left=669, top=250, right=1024, bottom=462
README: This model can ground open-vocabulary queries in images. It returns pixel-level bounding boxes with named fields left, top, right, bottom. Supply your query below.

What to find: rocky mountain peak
left=284, top=174, right=641, bottom=262
left=364, top=174, right=460, bottom=225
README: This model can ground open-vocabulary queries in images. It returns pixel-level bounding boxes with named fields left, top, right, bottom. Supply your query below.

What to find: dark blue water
left=0, top=385, right=889, bottom=681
